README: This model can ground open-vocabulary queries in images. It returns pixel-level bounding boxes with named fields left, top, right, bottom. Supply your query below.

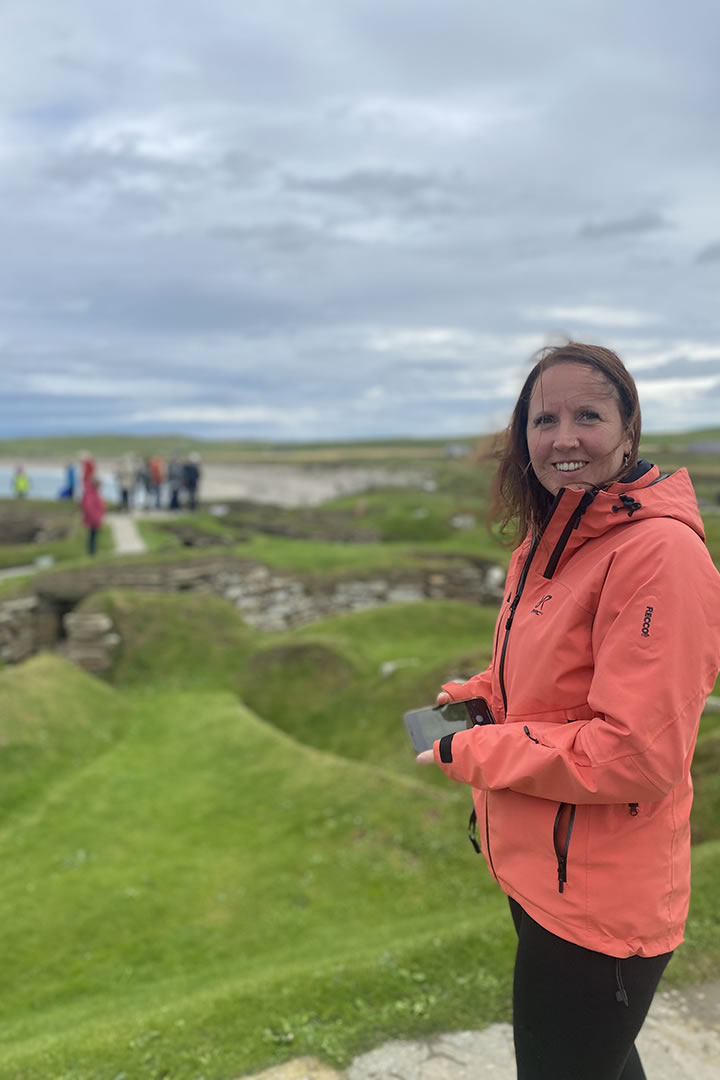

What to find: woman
left=417, top=343, right=720, bottom=1080
left=81, top=475, right=105, bottom=556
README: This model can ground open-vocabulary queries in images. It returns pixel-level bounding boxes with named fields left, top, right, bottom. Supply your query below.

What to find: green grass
left=0, top=529, right=113, bottom=569
left=133, top=506, right=512, bottom=574
left=0, top=654, right=511, bottom=1079
left=0, top=578, right=718, bottom=1078
left=3, top=439, right=720, bottom=1078
left=2, top=425, right=720, bottom=466
left=118, top=528, right=509, bottom=576
left=1, top=597, right=719, bottom=1079
left=0, top=499, right=114, bottom=569
left=0, top=433, right=468, bottom=466
left=87, top=591, right=493, bottom=783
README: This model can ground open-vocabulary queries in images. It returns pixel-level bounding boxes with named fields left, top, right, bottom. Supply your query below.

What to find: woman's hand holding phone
left=415, top=690, right=452, bottom=764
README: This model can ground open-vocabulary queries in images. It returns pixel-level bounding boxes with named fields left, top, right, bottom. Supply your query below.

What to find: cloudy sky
left=2, top=0, right=720, bottom=441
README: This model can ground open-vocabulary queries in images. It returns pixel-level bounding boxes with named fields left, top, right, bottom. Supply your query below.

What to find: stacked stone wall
left=0, top=554, right=505, bottom=674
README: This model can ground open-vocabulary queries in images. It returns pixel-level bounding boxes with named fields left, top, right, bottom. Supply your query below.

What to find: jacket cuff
left=433, top=727, right=484, bottom=785
left=437, top=733, right=455, bottom=763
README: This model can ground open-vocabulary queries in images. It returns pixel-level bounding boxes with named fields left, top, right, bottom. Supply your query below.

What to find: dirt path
left=241, top=981, right=720, bottom=1080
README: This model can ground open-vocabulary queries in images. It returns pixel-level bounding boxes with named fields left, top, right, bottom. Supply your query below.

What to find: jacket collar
left=536, top=463, right=663, bottom=580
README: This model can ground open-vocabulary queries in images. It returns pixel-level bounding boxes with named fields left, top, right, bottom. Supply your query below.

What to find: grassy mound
left=0, top=658, right=512, bottom=1079
left=83, top=590, right=256, bottom=688
left=89, top=591, right=496, bottom=779
left=2, top=589, right=719, bottom=1079
left=0, top=653, right=125, bottom=815
left=0, top=499, right=114, bottom=568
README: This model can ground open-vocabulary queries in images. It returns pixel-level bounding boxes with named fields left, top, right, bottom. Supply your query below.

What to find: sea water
left=0, top=467, right=118, bottom=502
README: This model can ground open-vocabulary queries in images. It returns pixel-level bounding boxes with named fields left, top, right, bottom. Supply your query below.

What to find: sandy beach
left=0, top=459, right=429, bottom=507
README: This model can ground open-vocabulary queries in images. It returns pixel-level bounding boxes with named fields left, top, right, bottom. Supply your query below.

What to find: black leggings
left=509, top=897, right=673, bottom=1080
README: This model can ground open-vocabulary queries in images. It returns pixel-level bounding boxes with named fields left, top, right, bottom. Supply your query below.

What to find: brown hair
left=492, top=342, right=642, bottom=541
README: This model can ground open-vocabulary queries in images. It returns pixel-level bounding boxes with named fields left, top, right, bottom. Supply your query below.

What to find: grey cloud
left=400, top=360, right=470, bottom=375
left=47, top=144, right=199, bottom=189
left=696, top=241, right=720, bottom=264
left=2, top=1, right=720, bottom=439
left=578, top=213, right=671, bottom=239
left=220, top=149, right=274, bottom=185
left=87, top=281, right=305, bottom=336
left=284, top=167, right=469, bottom=221
left=286, top=168, right=436, bottom=201
left=210, top=221, right=345, bottom=256
left=631, top=356, right=720, bottom=381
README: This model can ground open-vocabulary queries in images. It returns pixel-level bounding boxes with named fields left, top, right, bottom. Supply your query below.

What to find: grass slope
left=0, top=499, right=113, bottom=569
left=3, top=574, right=720, bottom=1078
left=88, top=591, right=496, bottom=781
left=0, top=655, right=512, bottom=1080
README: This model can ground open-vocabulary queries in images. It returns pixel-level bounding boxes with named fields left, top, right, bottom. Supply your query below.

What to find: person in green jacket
left=13, top=466, right=30, bottom=498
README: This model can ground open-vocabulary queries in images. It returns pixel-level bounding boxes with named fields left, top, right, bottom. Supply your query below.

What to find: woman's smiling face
left=526, top=362, right=632, bottom=496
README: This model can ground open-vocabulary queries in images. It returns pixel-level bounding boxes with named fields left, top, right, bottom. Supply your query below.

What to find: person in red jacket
left=80, top=450, right=96, bottom=493
left=417, top=343, right=720, bottom=1080
left=81, top=476, right=105, bottom=556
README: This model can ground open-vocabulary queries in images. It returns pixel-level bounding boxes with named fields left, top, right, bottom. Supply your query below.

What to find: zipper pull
left=628, top=803, right=639, bottom=816
left=467, top=808, right=481, bottom=854
left=557, top=855, right=567, bottom=893
left=505, top=590, right=523, bottom=630
left=523, top=725, right=540, bottom=744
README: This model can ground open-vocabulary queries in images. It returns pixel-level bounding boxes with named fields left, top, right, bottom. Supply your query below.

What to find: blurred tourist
left=80, top=450, right=96, bottom=492
left=135, top=457, right=152, bottom=510
left=149, top=455, right=165, bottom=508
left=13, top=465, right=30, bottom=498
left=167, top=455, right=184, bottom=510
left=58, top=462, right=76, bottom=500
left=115, top=454, right=136, bottom=512
left=182, top=452, right=201, bottom=511
left=81, top=476, right=105, bottom=556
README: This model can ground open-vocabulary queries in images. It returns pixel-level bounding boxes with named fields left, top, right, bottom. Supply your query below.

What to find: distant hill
left=1, top=429, right=720, bottom=465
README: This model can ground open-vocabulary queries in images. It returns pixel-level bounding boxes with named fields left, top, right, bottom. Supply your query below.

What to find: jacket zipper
left=484, top=796, right=498, bottom=881
left=553, top=802, right=576, bottom=893
left=542, top=490, right=599, bottom=893
left=490, top=498, right=564, bottom=880
left=493, top=490, right=587, bottom=890
left=486, top=533, right=544, bottom=883
left=542, top=488, right=598, bottom=579
left=498, top=534, right=541, bottom=714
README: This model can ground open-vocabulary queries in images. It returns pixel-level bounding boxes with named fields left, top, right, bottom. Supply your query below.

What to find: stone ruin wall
left=0, top=555, right=506, bottom=676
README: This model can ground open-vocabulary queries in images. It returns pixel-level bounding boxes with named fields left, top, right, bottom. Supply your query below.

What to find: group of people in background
left=10, top=449, right=202, bottom=559
left=114, top=452, right=202, bottom=512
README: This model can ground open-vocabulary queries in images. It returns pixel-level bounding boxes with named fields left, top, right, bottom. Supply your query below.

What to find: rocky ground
left=242, top=980, right=720, bottom=1080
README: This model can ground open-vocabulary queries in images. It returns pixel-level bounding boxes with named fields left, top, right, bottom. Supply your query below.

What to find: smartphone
left=403, top=696, right=495, bottom=753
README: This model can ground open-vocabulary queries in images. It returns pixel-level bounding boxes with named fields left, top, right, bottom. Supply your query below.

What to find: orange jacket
left=435, top=465, right=720, bottom=957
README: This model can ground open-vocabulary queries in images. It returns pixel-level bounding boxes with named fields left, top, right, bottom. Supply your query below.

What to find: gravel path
left=106, top=513, right=147, bottom=555
left=241, top=981, right=720, bottom=1080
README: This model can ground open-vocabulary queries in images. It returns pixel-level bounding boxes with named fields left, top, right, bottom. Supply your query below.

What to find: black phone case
left=403, top=696, right=495, bottom=753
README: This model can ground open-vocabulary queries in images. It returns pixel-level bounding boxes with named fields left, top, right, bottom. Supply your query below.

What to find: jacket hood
left=536, top=464, right=705, bottom=580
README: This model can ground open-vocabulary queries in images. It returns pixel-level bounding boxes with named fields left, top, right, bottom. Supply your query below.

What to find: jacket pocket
left=553, top=802, right=576, bottom=894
